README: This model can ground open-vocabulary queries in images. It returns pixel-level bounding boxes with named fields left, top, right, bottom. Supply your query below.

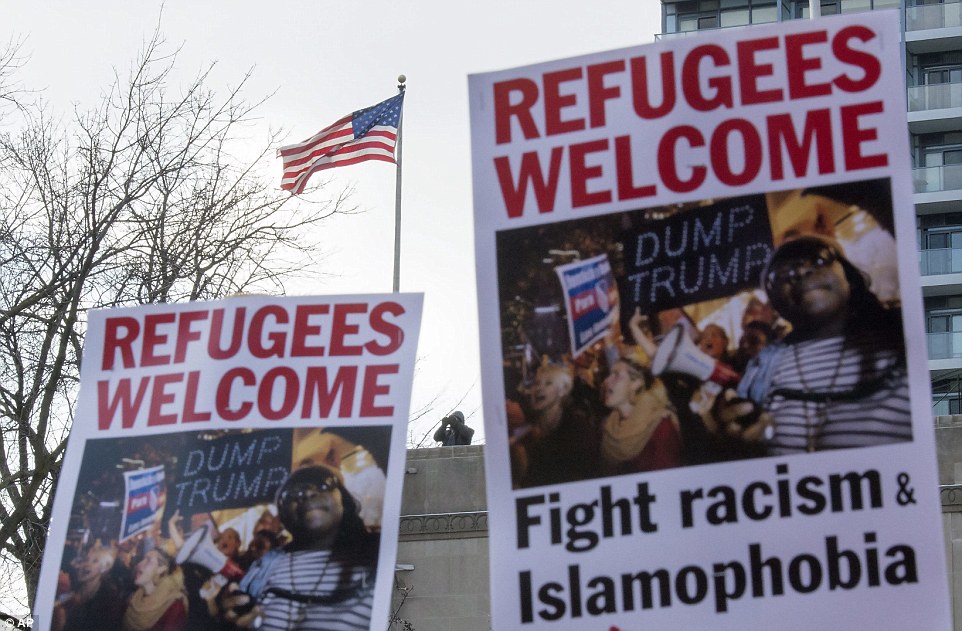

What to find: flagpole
left=393, top=75, right=406, bottom=293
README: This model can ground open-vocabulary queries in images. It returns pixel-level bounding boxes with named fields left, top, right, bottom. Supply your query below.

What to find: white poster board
left=33, top=293, right=422, bottom=631
left=470, top=11, right=952, bottom=630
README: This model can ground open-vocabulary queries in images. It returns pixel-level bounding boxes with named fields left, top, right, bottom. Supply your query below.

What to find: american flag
left=278, top=93, right=404, bottom=194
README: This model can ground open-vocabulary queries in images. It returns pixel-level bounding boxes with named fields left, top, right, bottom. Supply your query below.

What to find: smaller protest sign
left=555, top=254, right=619, bottom=356
left=173, top=430, right=292, bottom=514
left=119, top=465, right=166, bottom=542
left=32, top=293, right=423, bottom=631
left=620, top=195, right=773, bottom=313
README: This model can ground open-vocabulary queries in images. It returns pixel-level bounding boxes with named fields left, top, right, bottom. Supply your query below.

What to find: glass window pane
left=924, top=150, right=945, bottom=167
left=931, top=316, right=949, bottom=333
left=933, top=397, right=950, bottom=416
left=721, top=8, right=750, bottom=26
left=840, top=0, right=872, bottom=13
left=930, top=233, right=950, bottom=248
left=752, top=5, right=778, bottom=22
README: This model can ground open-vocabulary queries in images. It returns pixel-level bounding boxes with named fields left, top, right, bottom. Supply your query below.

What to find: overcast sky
left=2, top=1, right=663, bottom=448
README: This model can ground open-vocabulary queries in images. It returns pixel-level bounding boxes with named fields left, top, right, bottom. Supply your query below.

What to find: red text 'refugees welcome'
left=490, top=25, right=887, bottom=218
left=96, top=301, right=407, bottom=431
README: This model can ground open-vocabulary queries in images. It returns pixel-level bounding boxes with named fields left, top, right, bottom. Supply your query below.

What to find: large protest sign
left=471, top=11, right=952, bottom=630
left=33, top=293, right=422, bottom=631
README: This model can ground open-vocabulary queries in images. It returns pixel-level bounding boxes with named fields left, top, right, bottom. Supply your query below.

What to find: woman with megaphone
left=717, top=234, right=911, bottom=454
left=216, top=464, right=378, bottom=630
left=627, top=306, right=772, bottom=465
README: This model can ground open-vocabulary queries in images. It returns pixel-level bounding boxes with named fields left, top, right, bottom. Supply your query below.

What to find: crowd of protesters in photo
left=54, top=462, right=378, bottom=631
left=507, top=232, right=912, bottom=489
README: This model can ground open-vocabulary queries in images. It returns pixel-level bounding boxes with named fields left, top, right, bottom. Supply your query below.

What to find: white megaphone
left=651, top=324, right=739, bottom=387
left=175, top=524, right=245, bottom=580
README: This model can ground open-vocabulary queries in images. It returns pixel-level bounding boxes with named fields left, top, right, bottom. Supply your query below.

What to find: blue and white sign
left=119, top=464, right=166, bottom=542
left=555, top=254, right=619, bottom=357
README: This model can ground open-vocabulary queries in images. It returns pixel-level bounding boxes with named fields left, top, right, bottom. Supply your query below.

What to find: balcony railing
left=913, top=164, right=962, bottom=193
left=655, top=21, right=771, bottom=39
left=906, top=0, right=962, bottom=31
left=919, top=247, right=962, bottom=275
left=655, top=27, right=723, bottom=40
left=927, top=331, right=962, bottom=359
left=907, top=82, right=962, bottom=112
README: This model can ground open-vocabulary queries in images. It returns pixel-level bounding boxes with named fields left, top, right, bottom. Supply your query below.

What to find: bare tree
left=0, top=31, right=350, bottom=606
left=0, top=36, right=27, bottom=120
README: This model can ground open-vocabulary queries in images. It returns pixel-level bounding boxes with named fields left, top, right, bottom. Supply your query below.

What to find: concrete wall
left=390, top=445, right=490, bottom=631
left=936, top=416, right=962, bottom=484
left=397, top=445, right=486, bottom=514
left=944, top=509, right=962, bottom=631
left=937, top=416, right=962, bottom=630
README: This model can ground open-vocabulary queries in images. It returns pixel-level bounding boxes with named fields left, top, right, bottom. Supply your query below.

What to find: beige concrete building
left=391, top=445, right=490, bottom=631
left=937, top=416, right=962, bottom=629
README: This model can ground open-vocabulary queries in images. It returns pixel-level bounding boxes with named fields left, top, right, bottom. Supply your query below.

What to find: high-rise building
left=656, top=0, right=960, bottom=455
left=656, top=0, right=962, bottom=625
left=656, top=6, right=960, bottom=412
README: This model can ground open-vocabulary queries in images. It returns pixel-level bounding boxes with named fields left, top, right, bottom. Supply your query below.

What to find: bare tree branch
left=0, top=29, right=351, bottom=606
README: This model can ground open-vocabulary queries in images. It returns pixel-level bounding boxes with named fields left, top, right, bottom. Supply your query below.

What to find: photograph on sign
left=501, top=177, right=909, bottom=489
left=56, top=426, right=388, bottom=631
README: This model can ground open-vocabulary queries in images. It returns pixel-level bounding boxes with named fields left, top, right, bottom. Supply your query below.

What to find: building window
left=916, top=132, right=962, bottom=192
left=752, top=4, right=779, bottom=21
left=932, top=374, right=962, bottom=416
left=795, top=1, right=840, bottom=18
left=925, top=296, right=962, bottom=360
left=932, top=387, right=962, bottom=416
left=927, top=309, right=962, bottom=359
left=905, top=0, right=962, bottom=31
left=840, top=0, right=873, bottom=12
left=924, top=229, right=962, bottom=250
left=664, top=0, right=779, bottom=33
left=919, top=132, right=962, bottom=165
left=919, top=216, right=962, bottom=274
left=793, top=0, right=897, bottom=17
left=915, top=51, right=962, bottom=85
left=721, top=7, right=751, bottom=26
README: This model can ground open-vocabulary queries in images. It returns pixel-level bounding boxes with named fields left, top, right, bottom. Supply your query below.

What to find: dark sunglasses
left=765, top=246, right=838, bottom=290
left=277, top=476, right=339, bottom=503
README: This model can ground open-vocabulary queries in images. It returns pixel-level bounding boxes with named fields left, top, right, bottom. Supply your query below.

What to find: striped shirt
left=247, top=549, right=374, bottom=631
left=762, top=331, right=912, bottom=455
